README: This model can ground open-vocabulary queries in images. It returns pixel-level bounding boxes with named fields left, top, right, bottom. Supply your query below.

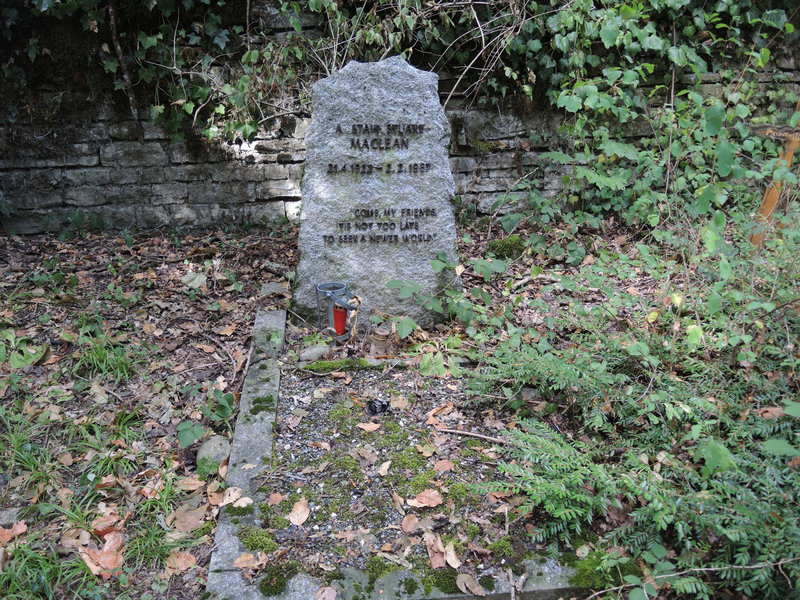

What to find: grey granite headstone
left=295, top=57, right=458, bottom=326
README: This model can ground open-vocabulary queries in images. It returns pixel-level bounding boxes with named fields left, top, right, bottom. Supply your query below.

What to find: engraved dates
left=326, top=162, right=432, bottom=175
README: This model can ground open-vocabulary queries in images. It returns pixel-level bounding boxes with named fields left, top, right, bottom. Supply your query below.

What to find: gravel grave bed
left=243, top=343, right=547, bottom=594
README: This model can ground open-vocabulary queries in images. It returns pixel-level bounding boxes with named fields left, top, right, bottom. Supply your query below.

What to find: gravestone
left=294, top=57, right=458, bottom=326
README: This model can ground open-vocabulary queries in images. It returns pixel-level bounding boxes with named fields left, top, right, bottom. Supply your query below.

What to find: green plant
left=0, top=537, right=100, bottom=600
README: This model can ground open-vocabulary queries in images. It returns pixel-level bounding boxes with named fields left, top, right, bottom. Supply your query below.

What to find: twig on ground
left=435, top=428, right=508, bottom=445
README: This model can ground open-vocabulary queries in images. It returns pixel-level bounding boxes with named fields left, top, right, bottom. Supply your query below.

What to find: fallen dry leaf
left=310, top=441, right=331, bottom=451
left=233, top=496, right=254, bottom=508
left=173, top=504, right=207, bottom=532
left=424, top=532, right=446, bottom=569
left=0, top=521, right=27, bottom=546
left=407, top=489, right=442, bottom=508
left=377, top=460, right=391, bottom=476
left=194, top=343, right=217, bottom=353
left=434, top=459, right=455, bottom=473
left=390, top=396, right=409, bottom=409
left=80, top=531, right=124, bottom=580
left=392, top=491, right=405, bottom=515
left=356, top=422, right=381, bottom=432
left=401, top=514, right=418, bottom=533
left=415, top=443, right=436, bottom=457
left=315, top=587, right=337, bottom=600
left=456, top=573, right=486, bottom=596
left=60, top=527, right=91, bottom=551
left=215, top=323, right=237, bottom=336
left=165, top=550, right=196, bottom=576
left=234, top=552, right=269, bottom=570
left=268, top=492, right=283, bottom=506
left=288, top=497, right=310, bottom=526
left=444, top=541, right=462, bottom=568
left=219, top=486, right=243, bottom=507
left=176, top=476, right=205, bottom=491
left=207, top=481, right=224, bottom=506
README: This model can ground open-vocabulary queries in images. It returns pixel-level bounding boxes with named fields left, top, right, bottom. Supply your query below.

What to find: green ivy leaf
left=600, top=26, right=619, bottom=48
left=716, top=141, right=735, bottom=177
left=761, top=439, right=800, bottom=457
left=629, top=588, right=648, bottom=600
left=705, top=101, right=725, bottom=136
left=395, top=317, right=417, bottom=339
left=643, top=34, right=663, bottom=51
left=420, top=351, right=448, bottom=377
left=176, top=421, right=206, bottom=448
left=557, top=94, right=582, bottom=113
left=783, top=401, right=800, bottom=418
left=695, top=439, right=736, bottom=478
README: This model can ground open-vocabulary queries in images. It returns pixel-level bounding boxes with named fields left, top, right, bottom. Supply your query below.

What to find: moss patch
left=402, top=577, right=419, bottom=595
left=305, top=358, right=378, bottom=373
left=259, top=502, right=291, bottom=528
left=258, top=562, right=299, bottom=596
left=568, top=549, right=641, bottom=589
left=487, top=234, right=525, bottom=259
left=479, top=575, right=496, bottom=591
left=226, top=503, right=255, bottom=517
left=488, top=536, right=514, bottom=558
left=239, top=527, right=278, bottom=553
left=250, top=395, right=275, bottom=415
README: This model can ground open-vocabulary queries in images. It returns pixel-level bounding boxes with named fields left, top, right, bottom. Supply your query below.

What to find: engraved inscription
left=321, top=206, right=439, bottom=246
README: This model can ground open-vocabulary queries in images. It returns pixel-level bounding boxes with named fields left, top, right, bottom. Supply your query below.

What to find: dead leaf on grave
left=315, top=587, right=337, bottom=600
left=349, top=446, right=378, bottom=467
left=401, top=514, right=418, bottom=533
left=377, top=461, right=391, bottom=476
left=58, top=452, right=74, bottom=466
left=0, top=521, right=27, bottom=546
left=241, top=463, right=258, bottom=471
left=407, top=489, right=442, bottom=508
left=310, top=441, right=331, bottom=451
left=60, top=527, right=91, bottom=551
left=756, top=406, right=785, bottom=420
left=434, top=459, right=455, bottom=474
left=219, top=486, right=243, bottom=507
left=234, top=552, right=268, bottom=569
left=313, top=387, right=332, bottom=399
left=80, top=531, right=124, bottom=580
left=488, top=490, right=511, bottom=503
left=390, top=396, right=409, bottom=409
left=301, top=461, right=330, bottom=475
left=288, top=497, right=310, bottom=526
left=392, top=492, right=405, bottom=514
left=444, top=541, right=462, bottom=568
left=57, top=487, right=74, bottom=509
left=268, top=492, right=283, bottom=506
left=284, top=414, right=303, bottom=430
left=356, top=422, right=381, bottom=432
left=424, top=532, right=446, bottom=569
left=164, top=550, right=196, bottom=576
left=377, top=551, right=413, bottom=569
left=215, top=323, right=237, bottom=336
left=415, top=443, right=436, bottom=457
left=207, top=481, right=223, bottom=506
left=233, top=496, right=253, bottom=508
left=176, top=476, right=205, bottom=492
left=173, top=504, right=208, bottom=532
left=456, top=573, right=486, bottom=596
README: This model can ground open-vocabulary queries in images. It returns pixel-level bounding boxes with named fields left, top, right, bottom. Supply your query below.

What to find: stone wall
left=1, top=24, right=798, bottom=235
left=0, top=103, right=306, bottom=234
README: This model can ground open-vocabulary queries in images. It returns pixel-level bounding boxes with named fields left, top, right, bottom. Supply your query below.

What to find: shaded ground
left=0, top=218, right=646, bottom=599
